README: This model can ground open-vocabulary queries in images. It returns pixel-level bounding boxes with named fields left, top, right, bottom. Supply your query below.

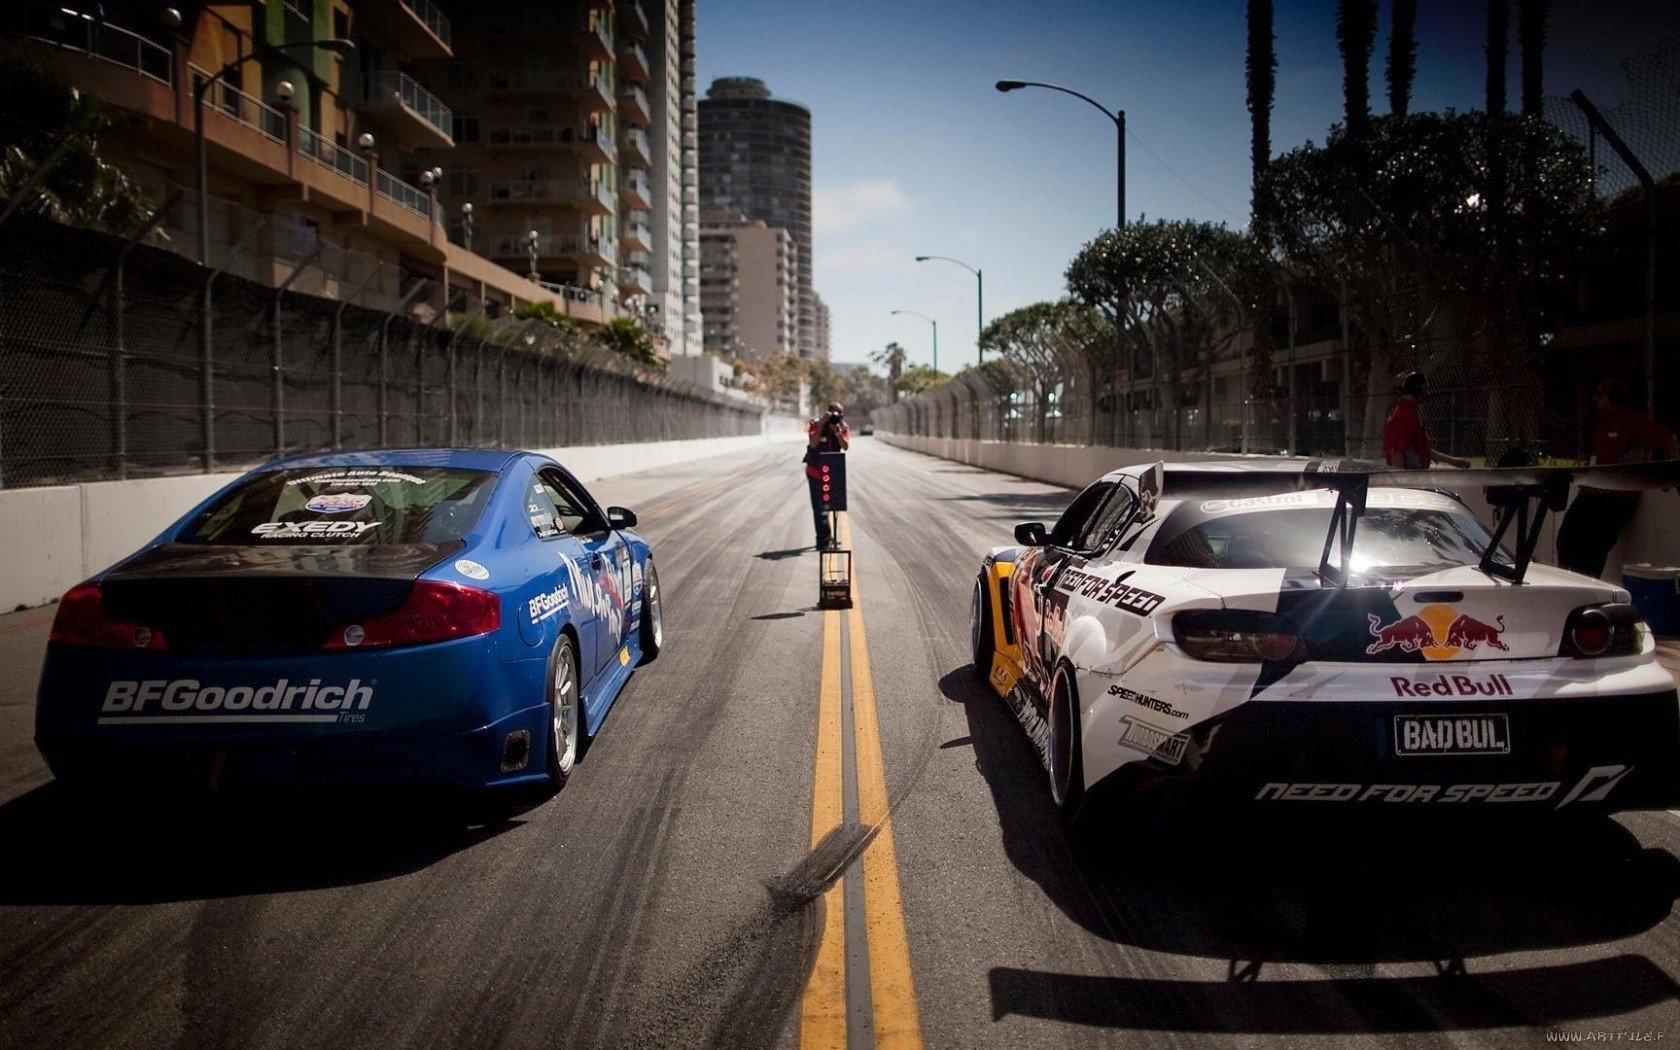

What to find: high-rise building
left=697, top=77, right=818, bottom=359
left=643, top=0, right=701, bottom=356
left=699, top=209, right=797, bottom=363
left=813, top=293, right=831, bottom=362
left=410, top=0, right=698, bottom=353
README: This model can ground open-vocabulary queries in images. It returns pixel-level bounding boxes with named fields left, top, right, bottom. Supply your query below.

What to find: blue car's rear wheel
left=547, top=636, right=580, bottom=787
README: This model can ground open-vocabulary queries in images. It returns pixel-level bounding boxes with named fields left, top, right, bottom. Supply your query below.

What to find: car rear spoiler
left=1160, top=460, right=1680, bottom=586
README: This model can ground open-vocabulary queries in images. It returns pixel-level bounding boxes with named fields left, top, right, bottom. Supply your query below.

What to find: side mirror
left=606, top=506, right=638, bottom=529
left=1014, top=521, right=1047, bottom=547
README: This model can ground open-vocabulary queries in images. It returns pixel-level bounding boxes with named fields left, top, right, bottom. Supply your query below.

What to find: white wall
left=0, top=431, right=800, bottom=613
left=879, top=432, right=1674, bottom=584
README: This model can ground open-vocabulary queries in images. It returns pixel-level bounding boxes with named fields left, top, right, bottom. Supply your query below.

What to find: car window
left=1147, top=506, right=1509, bottom=574
left=1047, top=482, right=1115, bottom=549
left=184, top=466, right=495, bottom=545
left=539, top=469, right=604, bottom=535
left=1081, top=485, right=1139, bottom=552
left=525, top=476, right=565, bottom=539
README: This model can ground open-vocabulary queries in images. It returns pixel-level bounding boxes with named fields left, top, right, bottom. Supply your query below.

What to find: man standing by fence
left=1558, top=378, right=1679, bottom=578
left=805, top=402, right=849, bottom=550
left=1383, top=372, right=1471, bottom=470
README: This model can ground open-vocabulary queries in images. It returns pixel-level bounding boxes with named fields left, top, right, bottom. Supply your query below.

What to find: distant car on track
left=858, top=424, right=875, bottom=436
left=36, top=449, right=661, bottom=801
left=971, top=460, right=1680, bottom=822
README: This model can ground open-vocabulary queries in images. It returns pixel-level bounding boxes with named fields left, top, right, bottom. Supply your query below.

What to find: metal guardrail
left=487, top=178, right=611, bottom=205
left=365, top=70, right=454, bottom=141
left=297, top=126, right=370, bottom=185
left=622, top=127, right=651, bottom=160
left=538, top=281, right=609, bottom=310
left=14, top=2, right=172, bottom=83
left=399, top=0, right=453, bottom=49
left=486, top=124, right=608, bottom=149
left=491, top=234, right=613, bottom=261
left=190, top=65, right=285, bottom=145
left=618, top=265, right=653, bottom=290
left=376, top=169, right=432, bottom=219
left=620, top=85, right=650, bottom=117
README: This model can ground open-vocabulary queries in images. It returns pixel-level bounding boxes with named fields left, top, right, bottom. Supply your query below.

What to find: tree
left=1067, top=221, right=1262, bottom=450
left=1266, top=112, right=1600, bottom=453
left=592, top=316, right=663, bottom=370
left=870, top=341, right=907, bottom=401
left=744, top=352, right=807, bottom=406
left=980, top=301, right=1108, bottom=444
left=1517, top=0, right=1550, bottom=117
left=0, top=47, right=154, bottom=234
left=1334, top=0, right=1378, bottom=138
left=1246, top=0, right=1277, bottom=228
left=1486, top=0, right=1510, bottom=116
left=1386, top=0, right=1418, bottom=116
left=895, top=365, right=948, bottom=396
left=513, top=299, right=585, bottom=341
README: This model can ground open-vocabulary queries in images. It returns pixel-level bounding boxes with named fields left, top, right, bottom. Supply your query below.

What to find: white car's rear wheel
left=970, top=574, right=995, bottom=676
left=1048, top=666, right=1084, bottom=818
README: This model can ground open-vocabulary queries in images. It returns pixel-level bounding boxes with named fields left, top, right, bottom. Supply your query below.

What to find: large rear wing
left=1158, top=460, right=1680, bottom=586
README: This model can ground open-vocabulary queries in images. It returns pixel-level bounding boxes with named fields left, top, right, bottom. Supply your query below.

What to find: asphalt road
left=1, top=438, right=1677, bottom=1049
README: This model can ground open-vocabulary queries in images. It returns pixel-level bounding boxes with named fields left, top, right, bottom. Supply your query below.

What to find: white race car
left=971, top=461, right=1680, bottom=820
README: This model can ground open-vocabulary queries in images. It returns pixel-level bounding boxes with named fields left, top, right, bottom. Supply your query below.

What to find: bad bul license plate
left=1393, top=714, right=1511, bottom=756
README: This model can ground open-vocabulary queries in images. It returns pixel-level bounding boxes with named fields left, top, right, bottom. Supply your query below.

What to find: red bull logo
left=1367, top=604, right=1507, bottom=660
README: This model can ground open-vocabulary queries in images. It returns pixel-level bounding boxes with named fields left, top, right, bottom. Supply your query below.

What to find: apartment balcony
left=621, top=217, right=652, bottom=252
left=620, top=126, right=651, bottom=165
left=619, top=40, right=649, bottom=81
left=619, top=84, right=650, bottom=125
left=490, top=234, right=616, bottom=270
left=578, top=14, right=612, bottom=60
left=621, top=168, right=652, bottom=209
left=485, top=69, right=614, bottom=111
left=623, top=0, right=650, bottom=39
left=486, top=178, right=615, bottom=216
left=363, top=71, right=454, bottom=149
left=618, top=265, right=654, bottom=295
left=485, top=124, right=613, bottom=164
left=363, top=0, right=453, bottom=58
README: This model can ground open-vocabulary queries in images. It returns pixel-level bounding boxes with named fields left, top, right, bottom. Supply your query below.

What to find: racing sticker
left=1057, top=567, right=1165, bottom=617
left=528, top=583, right=570, bottom=624
left=1108, top=683, right=1189, bottom=720
left=287, top=469, right=423, bottom=487
left=304, top=493, right=372, bottom=514
left=1367, top=605, right=1508, bottom=660
left=1255, top=766, right=1635, bottom=808
left=1118, top=716, right=1190, bottom=765
left=1390, top=673, right=1513, bottom=698
left=455, top=559, right=490, bottom=581
left=251, top=521, right=379, bottom=540
left=100, top=677, right=375, bottom=724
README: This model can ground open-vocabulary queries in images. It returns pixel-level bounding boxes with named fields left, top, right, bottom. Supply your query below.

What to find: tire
left=545, top=635, right=581, bottom=789
left=970, top=573, right=996, bottom=677
left=1047, top=665, right=1085, bottom=819
left=637, top=558, right=663, bottom=665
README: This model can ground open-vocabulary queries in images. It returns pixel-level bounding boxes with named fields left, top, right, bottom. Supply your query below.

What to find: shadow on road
left=754, top=547, right=809, bottom=561
left=0, top=783, right=517, bottom=905
left=936, top=665, right=1680, bottom=1033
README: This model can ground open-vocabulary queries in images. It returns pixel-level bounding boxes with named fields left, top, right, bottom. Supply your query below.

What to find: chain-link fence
left=0, top=198, right=760, bottom=489
left=1546, top=36, right=1680, bottom=201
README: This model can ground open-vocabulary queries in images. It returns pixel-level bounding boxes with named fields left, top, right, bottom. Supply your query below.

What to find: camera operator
left=804, top=401, right=850, bottom=550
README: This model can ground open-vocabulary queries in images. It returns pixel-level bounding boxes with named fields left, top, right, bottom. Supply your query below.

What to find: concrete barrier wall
left=0, top=431, right=801, bottom=613
left=880, top=431, right=1677, bottom=585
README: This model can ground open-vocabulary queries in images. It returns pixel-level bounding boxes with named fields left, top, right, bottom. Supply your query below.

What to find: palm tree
left=1334, top=0, right=1378, bottom=138
left=870, top=341, right=907, bottom=401
left=1486, top=0, right=1509, bottom=115
left=1386, top=0, right=1418, bottom=116
left=1246, top=0, right=1276, bottom=232
left=1517, top=0, right=1550, bottom=117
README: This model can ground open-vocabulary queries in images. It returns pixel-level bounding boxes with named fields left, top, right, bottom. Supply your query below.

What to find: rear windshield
left=1148, top=504, right=1507, bottom=575
left=182, top=467, right=496, bottom=545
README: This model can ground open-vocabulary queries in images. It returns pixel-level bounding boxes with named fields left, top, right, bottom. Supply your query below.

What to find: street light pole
left=192, top=36, right=355, bottom=265
left=996, top=79, right=1125, bottom=230
left=915, top=254, right=983, bottom=365
left=890, top=309, right=938, bottom=374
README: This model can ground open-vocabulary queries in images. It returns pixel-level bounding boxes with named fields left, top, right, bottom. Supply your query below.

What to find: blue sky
left=696, top=1, right=1679, bottom=371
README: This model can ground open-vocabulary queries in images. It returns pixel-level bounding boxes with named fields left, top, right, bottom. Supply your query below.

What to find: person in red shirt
left=1557, top=378, right=1679, bottom=577
left=805, top=402, right=850, bottom=549
left=1382, top=372, right=1470, bottom=469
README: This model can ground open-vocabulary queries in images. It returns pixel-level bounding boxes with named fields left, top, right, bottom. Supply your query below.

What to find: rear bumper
left=36, top=701, right=551, bottom=795
left=1089, top=688, right=1680, bottom=815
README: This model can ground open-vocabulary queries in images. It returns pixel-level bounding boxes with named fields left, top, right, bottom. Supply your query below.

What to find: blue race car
left=35, top=449, right=661, bottom=800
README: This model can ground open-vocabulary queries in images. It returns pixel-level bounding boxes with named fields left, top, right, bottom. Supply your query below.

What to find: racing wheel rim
left=552, top=644, right=578, bottom=775
left=1048, top=670, right=1076, bottom=807
left=647, top=564, right=663, bottom=650
left=969, top=579, right=982, bottom=663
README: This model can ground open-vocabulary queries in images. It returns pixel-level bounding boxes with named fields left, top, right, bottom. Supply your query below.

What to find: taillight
left=1173, top=609, right=1303, bottom=663
left=49, top=583, right=168, bottom=650
left=323, top=580, right=500, bottom=651
left=1559, top=603, right=1643, bottom=659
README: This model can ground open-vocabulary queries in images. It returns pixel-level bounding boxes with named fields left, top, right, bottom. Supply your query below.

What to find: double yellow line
left=801, top=515, right=922, bottom=1050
